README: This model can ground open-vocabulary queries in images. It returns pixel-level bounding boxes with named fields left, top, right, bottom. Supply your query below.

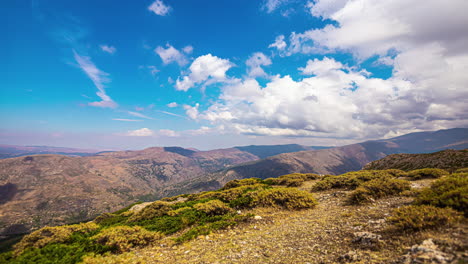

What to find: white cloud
left=156, top=110, right=186, bottom=118
left=167, top=102, right=178, bottom=107
left=298, top=57, right=345, bottom=75
left=246, top=52, right=272, bottom=78
left=197, top=53, right=468, bottom=138
left=268, top=35, right=287, bottom=50
left=262, top=0, right=286, bottom=13
left=288, top=0, right=468, bottom=59
left=155, top=44, right=188, bottom=66
left=183, top=104, right=199, bottom=119
left=73, top=50, right=117, bottom=108
left=176, top=54, right=234, bottom=91
left=112, top=118, right=143, bottom=122
left=126, top=128, right=154, bottom=137
left=128, top=111, right=154, bottom=120
left=100, top=45, right=116, bottom=54
left=182, top=45, right=193, bottom=54
left=158, top=129, right=179, bottom=137
left=148, top=0, right=171, bottom=16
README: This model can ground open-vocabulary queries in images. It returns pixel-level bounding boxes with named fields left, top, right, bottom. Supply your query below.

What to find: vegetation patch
left=264, top=173, right=319, bottom=187
left=311, top=170, right=397, bottom=191
left=407, top=168, right=449, bottom=180
left=91, top=226, right=162, bottom=253
left=251, top=187, right=318, bottom=210
left=193, top=200, right=233, bottom=215
left=388, top=205, right=462, bottom=232
left=81, top=252, right=148, bottom=264
left=13, top=222, right=99, bottom=256
left=347, top=178, right=411, bottom=205
left=415, top=173, right=468, bottom=216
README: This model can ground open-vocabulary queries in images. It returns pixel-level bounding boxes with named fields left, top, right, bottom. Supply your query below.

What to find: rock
left=352, top=232, right=381, bottom=247
left=254, top=215, right=262, bottom=220
left=338, top=251, right=360, bottom=262
left=397, top=239, right=454, bottom=264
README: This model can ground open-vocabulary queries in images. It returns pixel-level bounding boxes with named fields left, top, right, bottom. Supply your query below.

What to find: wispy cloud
left=100, top=44, right=116, bottom=54
left=112, top=118, right=143, bottom=122
left=148, top=0, right=171, bottom=16
left=156, top=110, right=186, bottom=118
left=128, top=111, right=154, bottom=119
left=73, top=50, right=117, bottom=108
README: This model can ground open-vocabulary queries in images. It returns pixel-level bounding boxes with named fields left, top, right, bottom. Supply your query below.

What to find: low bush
left=415, top=174, right=468, bottom=216
left=251, top=187, right=317, bottom=210
left=311, top=170, right=395, bottom=191
left=127, top=201, right=172, bottom=222
left=455, top=168, right=468, bottom=173
left=13, top=222, right=99, bottom=256
left=347, top=177, right=411, bottom=204
left=222, top=178, right=264, bottom=189
left=193, top=200, right=233, bottom=216
left=407, top=168, right=449, bottom=180
left=81, top=252, right=148, bottom=264
left=92, top=226, right=162, bottom=253
left=388, top=205, right=462, bottom=232
left=265, top=173, right=320, bottom=187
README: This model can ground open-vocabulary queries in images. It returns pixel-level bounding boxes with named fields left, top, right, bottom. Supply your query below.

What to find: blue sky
left=2, top=0, right=467, bottom=150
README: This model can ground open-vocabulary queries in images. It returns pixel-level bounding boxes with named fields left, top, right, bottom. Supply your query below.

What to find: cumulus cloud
left=176, top=54, right=234, bottom=91
left=73, top=50, right=117, bottom=108
left=298, top=57, right=345, bottom=75
left=229, top=0, right=468, bottom=138
left=167, top=102, right=178, bottom=107
left=126, top=128, right=154, bottom=136
left=183, top=104, right=199, bottom=119
left=287, top=0, right=468, bottom=59
left=155, top=44, right=188, bottom=66
left=197, top=51, right=468, bottom=139
left=246, top=52, right=272, bottom=77
left=268, top=35, right=287, bottom=51
left=100, top=45, right=116, bottom=54
left=148, top=0, right=171, bottom=16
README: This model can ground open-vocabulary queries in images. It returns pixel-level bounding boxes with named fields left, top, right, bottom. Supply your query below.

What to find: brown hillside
left=0, top=147, right=258, bottom=235
left=364, top=149, right=468, bottom=172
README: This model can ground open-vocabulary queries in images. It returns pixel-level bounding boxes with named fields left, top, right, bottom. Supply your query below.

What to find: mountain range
left=0, top=128, right=466, bottom=236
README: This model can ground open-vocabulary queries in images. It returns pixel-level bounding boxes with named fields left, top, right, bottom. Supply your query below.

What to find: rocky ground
left=125, top=179, right=467, bottom=264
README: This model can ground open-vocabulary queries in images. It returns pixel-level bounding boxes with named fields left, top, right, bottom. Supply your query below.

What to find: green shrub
left=167, top=206, right=192, bottom=216
left=13, top=222, right=99, bottom=256
left=92, top=226, right=162, bottom=253
left=455, top=168, right=468, bottom=173
left=127, top=201, right=171, bottom=222
left=193, top=200, right=233, bottom=215
left=81, top=252, right=149, bottom=264
left=251, top=187, right=318, bottom=210
left=265, top=173, right=320, bottom=187
left=311, top=170, right=395, bottom=191
left=222, top=178, right=264, bottom=189
left=347, top=177, right=411, bottom=204
left=382, top=169, right=408, bottom=177
left=388, top=205, right=462, bottom=232
left=407, top=168, right=449, bottom=180
left=199, top=184, right=267, bottom=203
left=415, top=174, right=468, bottom=216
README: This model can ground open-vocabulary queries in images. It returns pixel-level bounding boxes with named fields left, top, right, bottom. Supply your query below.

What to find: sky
left=1, top=0, right=468, bottom=150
